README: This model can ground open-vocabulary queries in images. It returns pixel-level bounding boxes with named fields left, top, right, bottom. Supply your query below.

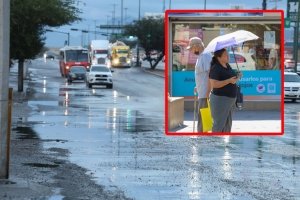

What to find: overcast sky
left=45, top=0, right=287, bottom=47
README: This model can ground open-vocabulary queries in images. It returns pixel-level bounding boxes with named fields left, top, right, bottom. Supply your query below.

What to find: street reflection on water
left=18, top=64, right=300, bottom=199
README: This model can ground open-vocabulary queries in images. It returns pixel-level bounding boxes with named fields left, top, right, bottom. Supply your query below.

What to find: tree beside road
left=124, top=16, right=164, bottom=69
left=10, top=0, right=81, bottom=92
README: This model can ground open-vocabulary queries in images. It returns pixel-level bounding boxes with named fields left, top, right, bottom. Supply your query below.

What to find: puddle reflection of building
left=106, top=108, right=138, bottom=132
left=188, top=142, right=201, bottom=200
left=222, top=136, right=233, bottom=200
left=222, top=136, right=233, bottom=180
left=42, top=76, right=47, bottom=94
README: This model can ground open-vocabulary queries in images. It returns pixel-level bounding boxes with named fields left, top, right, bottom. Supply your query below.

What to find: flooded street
left=11, top=59, right=300, bottom=200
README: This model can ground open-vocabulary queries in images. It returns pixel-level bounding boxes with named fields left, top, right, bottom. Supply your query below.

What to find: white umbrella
left=203, top=30, right=259, bottom=54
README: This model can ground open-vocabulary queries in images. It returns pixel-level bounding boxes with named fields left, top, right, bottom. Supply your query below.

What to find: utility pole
left=0, top=0, right=10, bottom=179
left=262, top=0, right=267, bottom=9
left=124, top=8, right=128, bottom=24
left=294, top=1, right=300, bottom=71
left=136, top=0, right=141, bottom=67
left=112, top=4, right=116, bottom=34
left=121, top=0, right=123, bottom=28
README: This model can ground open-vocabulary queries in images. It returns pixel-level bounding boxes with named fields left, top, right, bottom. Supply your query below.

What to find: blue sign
left=172, top=71, right=195, bottom=96
left=238, top=70, right=281, bottom=95
left=171, top=70, right=281, bottom=97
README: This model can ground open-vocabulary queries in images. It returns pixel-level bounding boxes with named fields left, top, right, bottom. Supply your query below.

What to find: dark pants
left=209, top=93, right=236, bottom=133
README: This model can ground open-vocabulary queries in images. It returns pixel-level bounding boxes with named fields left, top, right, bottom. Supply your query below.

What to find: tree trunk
left=18, top=59, right=24, bottom=92
left=150, top=54, right=164, bottom=70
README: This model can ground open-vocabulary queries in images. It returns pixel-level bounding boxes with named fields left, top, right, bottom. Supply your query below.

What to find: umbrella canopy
left=203, top=30, right=259, bottom=54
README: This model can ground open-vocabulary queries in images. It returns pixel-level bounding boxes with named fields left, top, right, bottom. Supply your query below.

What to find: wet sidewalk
left=170, top=109, right=282, bottom=134
left=141, top=60, right=165, bottom=78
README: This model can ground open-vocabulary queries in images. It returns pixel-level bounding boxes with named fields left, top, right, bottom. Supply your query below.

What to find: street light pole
left=45, top=29, right=70, bottom=46
left=136, top=0, right=141, bottom=67
left=121, top=0, right=123, bottom=28
left=294, top=1, right=300, bottom=71
left=0, top=0, right=10, bottom=179
left=138, top=0, right=141, bottom=20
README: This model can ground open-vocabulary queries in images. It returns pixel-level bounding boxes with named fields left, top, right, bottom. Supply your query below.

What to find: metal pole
left=262, top=0, right=267, bottom=9
left=136, top=0, right=141, bottom=67
left=121, top=0, right=123, bottom=28
left=67, top=32, right=70, bottom=46
left=0, top=0, right=10, bottom=179
left=138, top=0, right=141, bottom=20
left=204, top=0, right=206, bottom=10
left=6, top=88, right=13, bottom=178
left=294, top=1, right=300, bottom=72
left=124, top=8, right=128, bottom=24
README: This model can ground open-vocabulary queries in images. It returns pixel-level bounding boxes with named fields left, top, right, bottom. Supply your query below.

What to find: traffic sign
left=287, top=0, right=299, bottom=22
left=98, top=25, right=124, bottom=29
left=285, top=18, right=291, bottom=28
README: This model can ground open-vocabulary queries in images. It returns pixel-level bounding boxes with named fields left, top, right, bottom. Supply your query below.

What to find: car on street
left=284, top=71, right=300, bottom=102
left=44, top=51, right=56, bottom=60
left=66, top=66, right=87, bottom=83
left=228, top=52, right=256, bottom=71
left=86, top=64, right=113, bottom=89
left=284, top=59, right=295, bottom=72
left=297, top=63, right=300, bottom=72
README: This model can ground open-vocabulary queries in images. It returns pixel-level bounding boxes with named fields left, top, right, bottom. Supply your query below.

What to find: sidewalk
left=171, top=109, right=282, bottom=134
left=140, top=60, right=165, bottom=78
left=1, top=63, right=130, bottom=200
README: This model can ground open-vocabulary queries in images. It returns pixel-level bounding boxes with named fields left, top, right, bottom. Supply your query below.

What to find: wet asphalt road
left=15, top=59, right=300, bottom=200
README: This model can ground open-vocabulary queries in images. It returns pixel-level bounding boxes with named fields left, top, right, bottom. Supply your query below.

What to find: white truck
left=89, top=40, right=109, bottom=65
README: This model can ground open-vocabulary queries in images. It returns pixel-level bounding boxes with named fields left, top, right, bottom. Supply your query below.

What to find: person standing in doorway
left=187, top=37, right=212, bottom=132
left=268, top=44, right=280, bottom=70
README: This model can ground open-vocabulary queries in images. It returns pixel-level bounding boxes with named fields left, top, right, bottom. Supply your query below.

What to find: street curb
left=141, top=67, right=165, bottom=78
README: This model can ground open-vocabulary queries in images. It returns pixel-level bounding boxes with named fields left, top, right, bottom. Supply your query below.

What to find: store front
left=167, top=11, right=283, bottom=107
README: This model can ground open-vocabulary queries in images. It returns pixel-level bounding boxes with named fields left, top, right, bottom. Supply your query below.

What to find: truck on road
left=89, top=40, right=109, bottom=65
left=109, top=41, right=131, bottom=67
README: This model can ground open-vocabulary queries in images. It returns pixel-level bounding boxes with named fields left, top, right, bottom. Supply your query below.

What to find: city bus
left=59, top=46, right=90, bottom=77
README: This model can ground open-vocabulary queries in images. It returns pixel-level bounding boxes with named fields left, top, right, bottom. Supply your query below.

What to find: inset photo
left=165, top=10, right=284, bottom=135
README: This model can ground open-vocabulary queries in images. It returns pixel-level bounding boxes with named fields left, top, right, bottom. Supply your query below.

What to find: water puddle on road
left=106, top=108, right=163, bottom=133
left=23, top=163, right=59, bottom=168
left=13, top=126, right=40, bottom=140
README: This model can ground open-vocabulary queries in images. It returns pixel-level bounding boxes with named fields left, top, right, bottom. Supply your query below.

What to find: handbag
left=199, top=99, right=213, bottom=132
left=236, top=85, right=243, bottom=110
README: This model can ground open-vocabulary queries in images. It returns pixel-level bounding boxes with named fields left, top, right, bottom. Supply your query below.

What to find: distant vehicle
left=46, top=55, right=55, bottom=59
left=109, top=41, right=131, bottom=67
left=59, top=46, right=90, bottom=77
left=86, top=64, right=113, bottom=89
left=284, top=71, right=300, bottom=102
left=44, top=51, right=56, bottom=60
left=284, top=59, right=295, bottom=72
left=228, top=52, right=256, bottom=71
left=66, top=66, right=87, bottom=83
left=89, top=40, right=109, bottom=65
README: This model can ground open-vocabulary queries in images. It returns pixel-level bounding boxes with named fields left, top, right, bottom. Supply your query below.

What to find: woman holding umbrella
left=209, top=48, right=240, bottom=132
left=203, top=30, right=258, bottom=132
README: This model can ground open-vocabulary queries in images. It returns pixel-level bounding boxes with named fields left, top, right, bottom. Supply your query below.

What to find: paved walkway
left=170, top=109, right=282, bottom=134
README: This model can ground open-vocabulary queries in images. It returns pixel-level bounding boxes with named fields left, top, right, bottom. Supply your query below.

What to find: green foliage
left=123, top=16, right=164, bottom=54
left=10, top=0, right=81, bottom=60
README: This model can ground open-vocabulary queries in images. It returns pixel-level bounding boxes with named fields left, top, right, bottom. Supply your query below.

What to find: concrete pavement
left=170, top=109, right=282, bottom=134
